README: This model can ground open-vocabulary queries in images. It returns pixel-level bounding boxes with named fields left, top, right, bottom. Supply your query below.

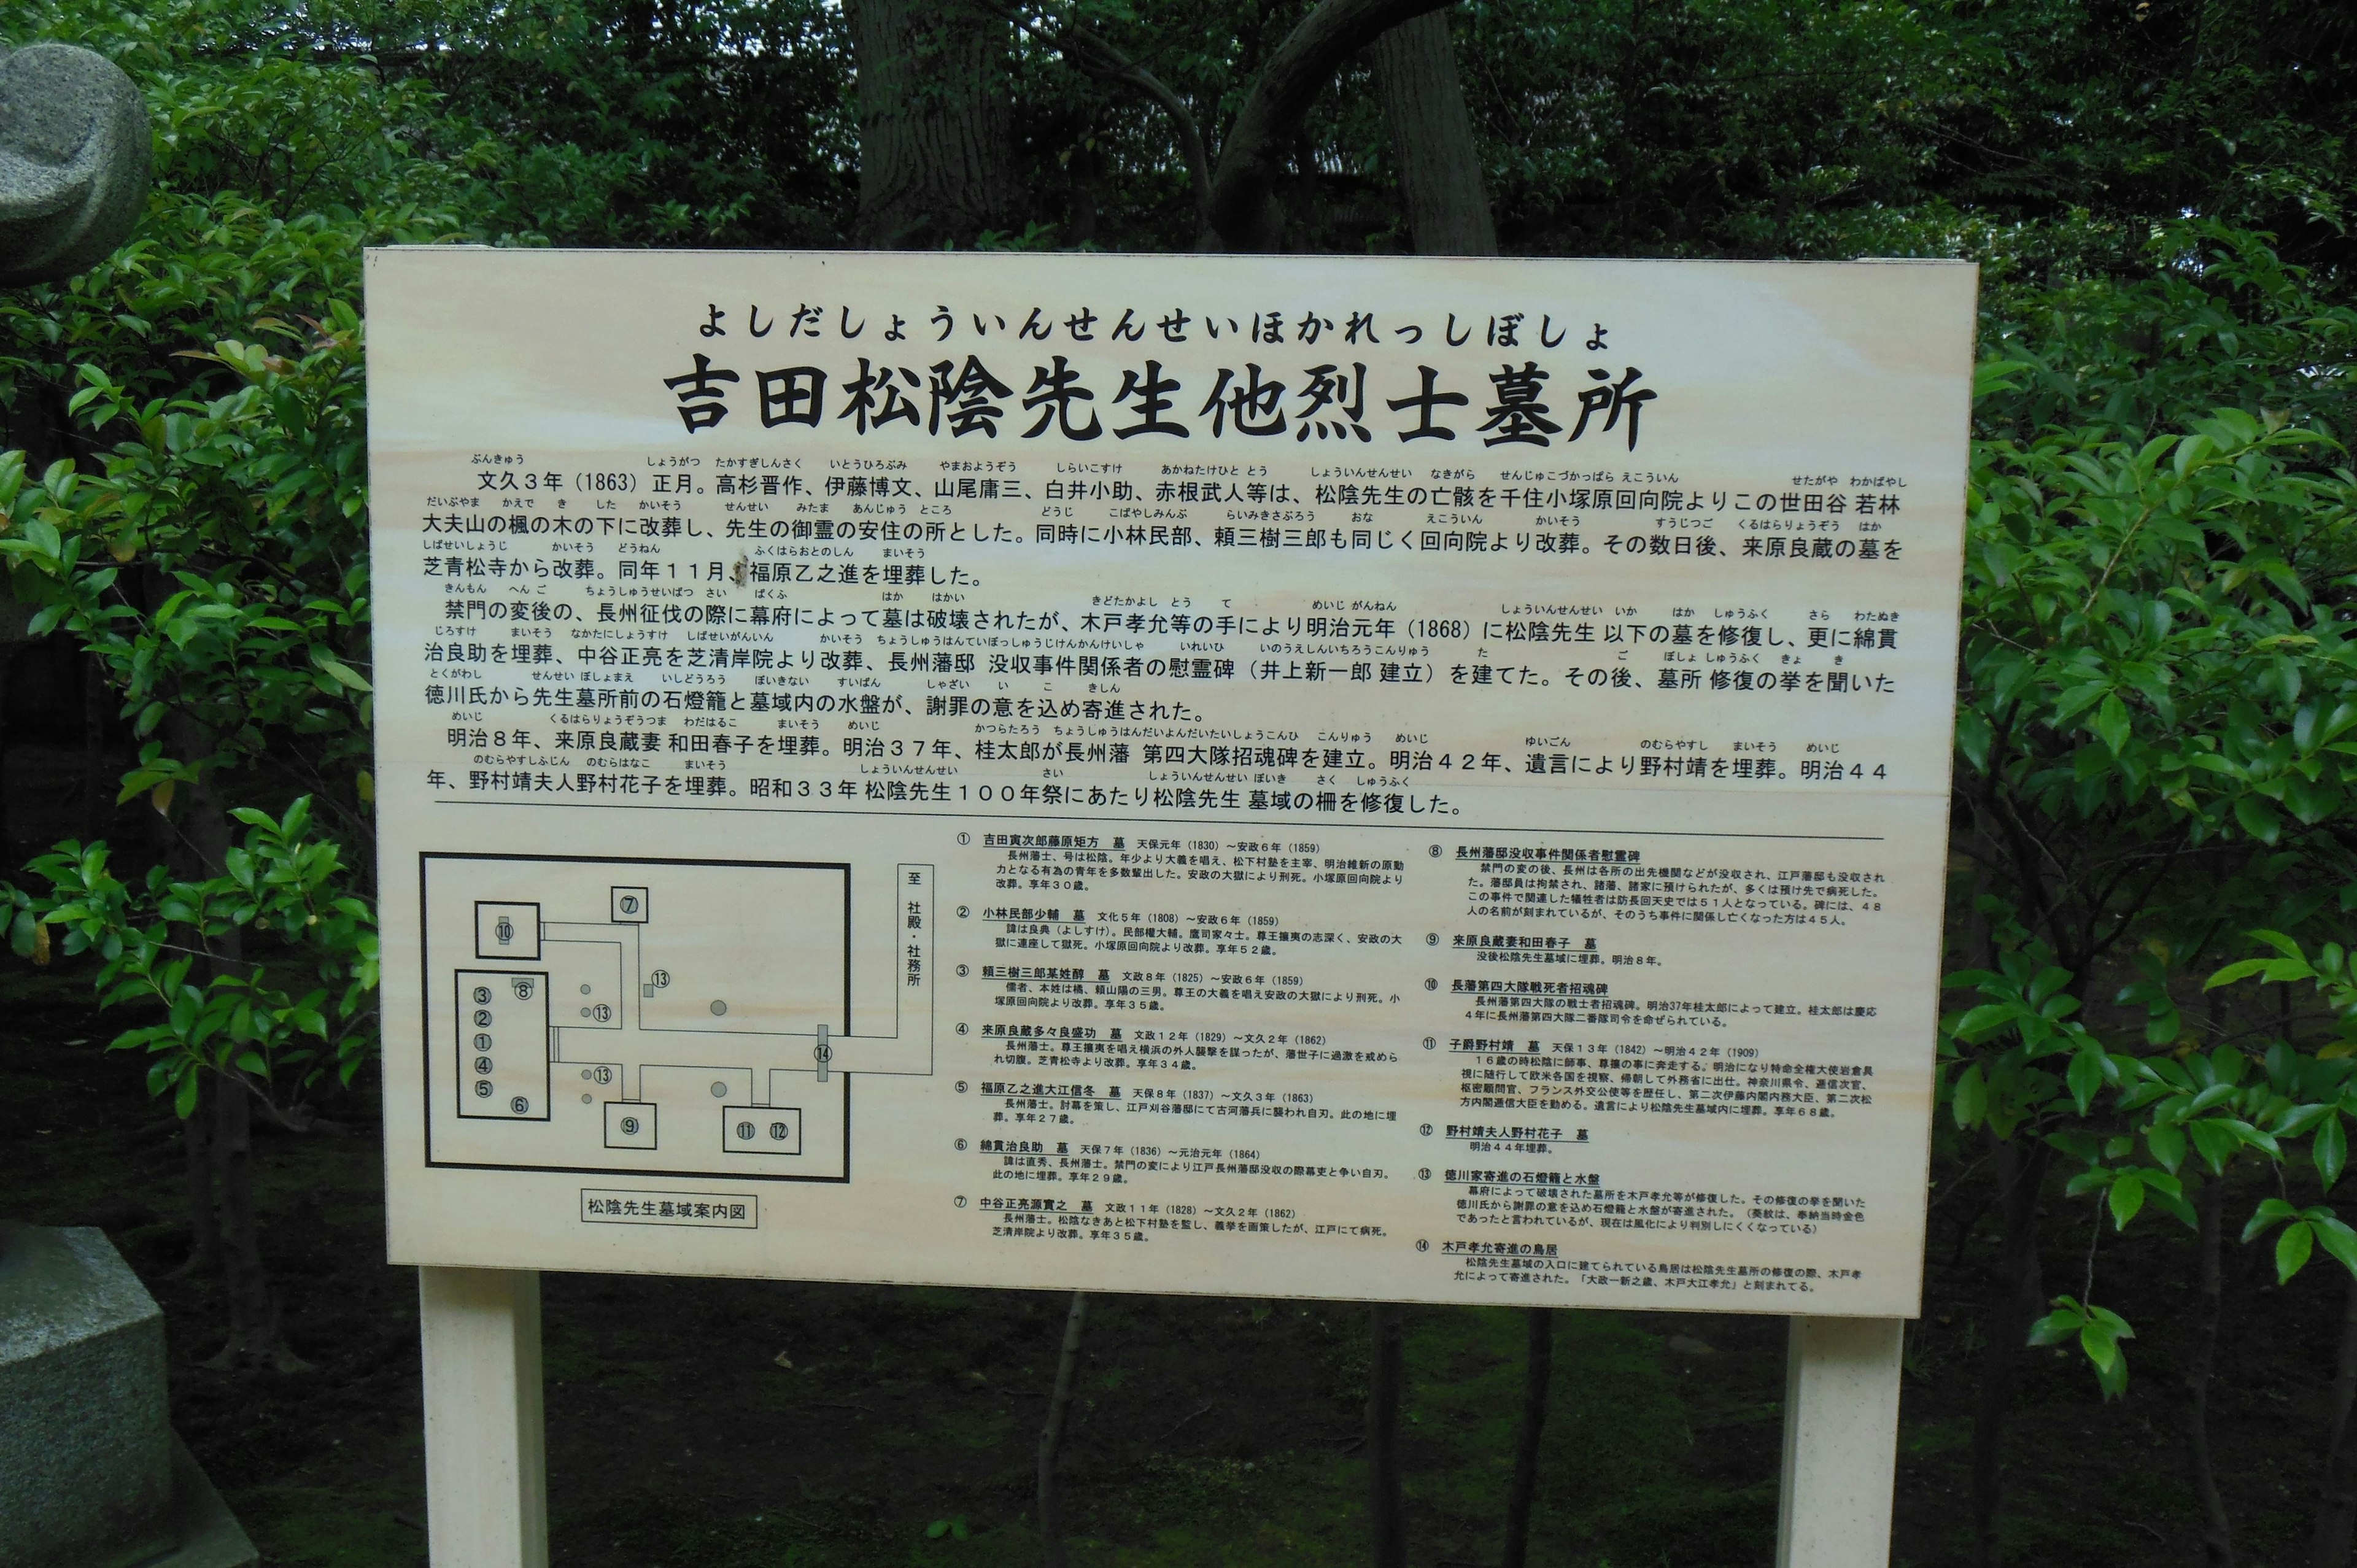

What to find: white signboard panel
left=368, top=249, right=1975, bottom=1316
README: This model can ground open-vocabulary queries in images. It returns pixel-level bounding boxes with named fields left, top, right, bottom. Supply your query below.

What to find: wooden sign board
left=368, top=249, right=1975, bottom=1318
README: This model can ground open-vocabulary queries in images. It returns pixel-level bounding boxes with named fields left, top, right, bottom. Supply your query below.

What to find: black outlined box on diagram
left=475, top=902, right=541, bottom=960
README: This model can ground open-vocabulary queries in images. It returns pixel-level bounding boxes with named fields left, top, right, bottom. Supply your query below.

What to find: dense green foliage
left=5, top=0, right=2357, bottom=1553
left=18, top=0, right=2357, bottom=260
left=1946, top=230, right=2357, bottom=1383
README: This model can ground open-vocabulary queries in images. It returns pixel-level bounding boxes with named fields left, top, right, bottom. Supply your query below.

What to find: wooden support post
left=1776, top=1316, right=1903, bottom=1568
left=419, top=1267, right=547, bottom=1568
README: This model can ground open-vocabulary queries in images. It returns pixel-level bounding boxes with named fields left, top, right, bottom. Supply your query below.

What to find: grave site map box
left=367, top=249, right=1976, bottom=1317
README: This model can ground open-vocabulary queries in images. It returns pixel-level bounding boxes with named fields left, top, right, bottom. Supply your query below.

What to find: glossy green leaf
left=2278, top=1221, right=2316, bottom=1283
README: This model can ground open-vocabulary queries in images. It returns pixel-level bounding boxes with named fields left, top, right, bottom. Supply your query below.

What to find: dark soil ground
left=2, top=940, right=2347, bottom=1566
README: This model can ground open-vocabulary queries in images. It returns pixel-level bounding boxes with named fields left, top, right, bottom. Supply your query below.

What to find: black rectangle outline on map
left=455, top=967, right=551, bottom=1122
left=420, top=852, right=854, bottom=1184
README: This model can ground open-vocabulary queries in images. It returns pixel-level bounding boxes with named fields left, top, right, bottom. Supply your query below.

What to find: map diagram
left=418, top=854, right=934, bottom=1182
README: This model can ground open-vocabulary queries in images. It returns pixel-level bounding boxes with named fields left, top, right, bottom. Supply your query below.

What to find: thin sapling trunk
left=1499, top=1306, right=1554, bottom=1567
left=1037, top=1289, right=1088, bottom=1568
left=201, top=1071, right=271, bottom=1370
left=1368, top=1300, right=1407, bottom=1568
left=167, top=715, right=300, bottom=1370
left=169, top=1083, right=219, bottom=1278
left=2310, top=1267, right=2357, bottom=1566
left=1972, top=1135, right=2049, bottom=1567
left=81, top=652, right=106, bottom=840
left=2185, top=1176, right=2235, bottom=1566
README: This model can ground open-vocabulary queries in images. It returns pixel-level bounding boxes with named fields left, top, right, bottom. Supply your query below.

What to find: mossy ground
left=1, top=962, right=2337, bottom=1566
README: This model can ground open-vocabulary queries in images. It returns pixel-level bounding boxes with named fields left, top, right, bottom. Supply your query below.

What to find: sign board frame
left=368, top=246, right=1977, bottom=1564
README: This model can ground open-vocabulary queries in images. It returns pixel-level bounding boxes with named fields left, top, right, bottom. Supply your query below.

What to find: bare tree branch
left=1206, top=0, right=1461, bottom=252
left=967, top=0, right=1213, bottom=226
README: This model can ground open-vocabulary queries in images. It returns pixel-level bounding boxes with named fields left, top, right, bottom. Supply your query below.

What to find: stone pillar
left=2, top=1224, right=171, bottom=1564
left=0, top=1225, right=255, bottom=1568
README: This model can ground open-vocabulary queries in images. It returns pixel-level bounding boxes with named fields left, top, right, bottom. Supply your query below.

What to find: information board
left=368, top=249, right=1975, bottom=1316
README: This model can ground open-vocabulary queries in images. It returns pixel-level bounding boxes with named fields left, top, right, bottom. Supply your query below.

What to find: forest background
left=5, top=0, right=2357, bottom=1564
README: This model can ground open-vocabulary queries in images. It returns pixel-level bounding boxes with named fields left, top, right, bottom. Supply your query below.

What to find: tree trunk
left=1206, top=0, right=1460, bottom=251
left=1064, top=137, right=1102, bottom=250
left=0, top=646, right=15, bottom=861
left=162, top=713, right=295, bottom=1370
left=622, top=0, right=655, bottom=58
left=1971, top=1135, right=2049, bottom=1567
left=2185, top=1178, right=2236, bottom=1566
left=1037, top=1290, right=1088, bottom=1568
left=190, top=754, right=273, bottom=1365
left=848, top=0, right=1015, bottom=248
left=169, top=1086, right=220, bottom=1279
left=81, top=653, right=106, bottom=841
left=1368, top=1301, right=1407, bottom=1568
left=200, top=1070, right=269, bottom=1369
left=2310, top=1267, right=2357, bottom=1566
left=1367, top=10, right=1495, bottom=256
left=1500, top=1306, right=1553, bottom=1567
